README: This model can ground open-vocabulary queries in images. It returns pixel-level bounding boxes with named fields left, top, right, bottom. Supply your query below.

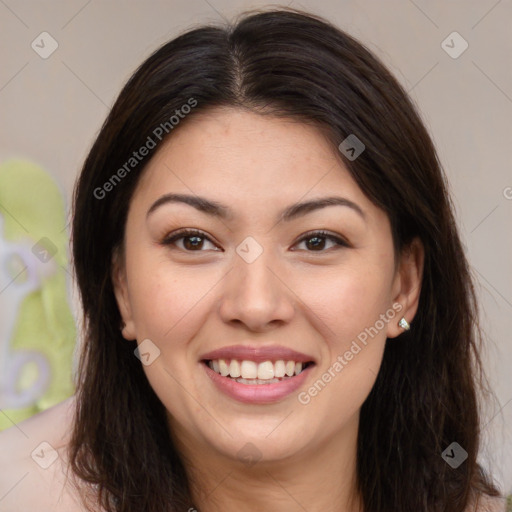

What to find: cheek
left=302, top=261, right=394, bottom=346
left=298, top=268, right=390, bottom=422
left=126, top=254, right=222, bottom=342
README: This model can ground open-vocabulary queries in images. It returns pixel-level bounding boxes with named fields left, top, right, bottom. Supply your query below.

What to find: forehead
left=131, top=107, right=376, bottom=222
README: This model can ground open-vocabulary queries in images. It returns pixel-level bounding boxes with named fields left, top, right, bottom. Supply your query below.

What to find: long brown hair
left=69, top=7, right=501, bottom=511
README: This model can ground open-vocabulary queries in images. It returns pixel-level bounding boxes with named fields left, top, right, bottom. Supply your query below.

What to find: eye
left=293, top=230, right=349, bottom=252
left=161, top=229, right=220, bottom=252
left=161, top=229, right=349, bottom=253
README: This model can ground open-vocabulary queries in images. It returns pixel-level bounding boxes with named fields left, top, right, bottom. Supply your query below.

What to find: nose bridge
left=235, top=246, right=276, bottom=295
left=218, top=237, right=295, bottom=329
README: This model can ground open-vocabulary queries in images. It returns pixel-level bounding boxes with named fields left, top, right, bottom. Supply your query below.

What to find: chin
left=204, top=424, right=309, bottom=463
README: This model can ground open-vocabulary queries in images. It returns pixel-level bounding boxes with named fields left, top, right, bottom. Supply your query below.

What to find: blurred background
left=0, top=0, right=511, bottom=497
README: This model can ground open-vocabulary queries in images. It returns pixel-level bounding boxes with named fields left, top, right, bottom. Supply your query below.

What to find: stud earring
left=398, top=317, right=410, bottom=331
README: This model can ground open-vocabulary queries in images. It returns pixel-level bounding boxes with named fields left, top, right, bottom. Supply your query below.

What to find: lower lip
left=202, top=362, right=314, bottom=404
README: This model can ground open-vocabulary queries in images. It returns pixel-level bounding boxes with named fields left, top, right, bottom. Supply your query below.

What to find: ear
left=111, top=247, right=137, bottom=340
left=386, top=236, right=424, bottom=338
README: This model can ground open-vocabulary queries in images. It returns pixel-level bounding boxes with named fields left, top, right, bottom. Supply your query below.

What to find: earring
left=398, top=317, right=410, bottom=331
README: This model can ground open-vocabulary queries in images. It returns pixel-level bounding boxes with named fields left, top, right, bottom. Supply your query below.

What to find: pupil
left=307, top=236, right=325, bottom=250
left=185, top=236, right=203, bottom=250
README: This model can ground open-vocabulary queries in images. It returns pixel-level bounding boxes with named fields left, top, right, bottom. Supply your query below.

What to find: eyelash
left=161, top=229, right=349, bottom=253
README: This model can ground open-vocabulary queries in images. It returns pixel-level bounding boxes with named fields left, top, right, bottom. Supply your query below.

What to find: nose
left=218, top=247, right=295, bottom=332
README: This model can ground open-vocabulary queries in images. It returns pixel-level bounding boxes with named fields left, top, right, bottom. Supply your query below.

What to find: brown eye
left=162, top=229, right=219, bottom=252
left=294, top=231, right=348, bottom=252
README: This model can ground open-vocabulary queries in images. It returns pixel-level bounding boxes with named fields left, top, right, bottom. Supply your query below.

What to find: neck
left=176, top=414, right=362, bottom=512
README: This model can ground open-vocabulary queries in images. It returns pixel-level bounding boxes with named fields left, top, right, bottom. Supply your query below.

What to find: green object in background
left=0, top=158, right=76, bottom=431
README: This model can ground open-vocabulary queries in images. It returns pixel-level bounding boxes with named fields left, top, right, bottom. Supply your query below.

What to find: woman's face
left=113, top=107, right=422, bottom=466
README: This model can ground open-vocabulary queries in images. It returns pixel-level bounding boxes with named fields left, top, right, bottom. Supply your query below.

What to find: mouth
left=202, top=358, right=315, bottom=385
left=200, top=356, right=316, bottom=404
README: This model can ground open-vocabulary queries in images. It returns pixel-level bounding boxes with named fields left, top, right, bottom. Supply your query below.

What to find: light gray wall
left=1, top=0, right=511, bottom=494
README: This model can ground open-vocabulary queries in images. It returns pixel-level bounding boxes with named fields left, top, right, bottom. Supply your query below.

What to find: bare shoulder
left=0, top=396, right=86, bottom=512
left=465, top=493, right=508, bottom=512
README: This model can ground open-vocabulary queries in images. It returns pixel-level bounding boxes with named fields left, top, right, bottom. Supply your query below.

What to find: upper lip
left=200, top=345, right=315, bottom=364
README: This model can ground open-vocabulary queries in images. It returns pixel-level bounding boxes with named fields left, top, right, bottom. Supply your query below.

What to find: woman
left=0, top=7, right=507, bottom=512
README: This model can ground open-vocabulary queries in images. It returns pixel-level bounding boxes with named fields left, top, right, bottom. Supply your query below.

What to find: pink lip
left=199, top=345, right=315, bottom=364
left=202, top=362, right=314, bottom=404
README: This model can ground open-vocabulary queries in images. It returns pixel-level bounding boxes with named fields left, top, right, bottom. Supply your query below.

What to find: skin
left=112, top=106, right=424, bottom=512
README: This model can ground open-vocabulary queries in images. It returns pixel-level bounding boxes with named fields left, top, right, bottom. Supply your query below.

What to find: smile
left=199, top=345, right=316, bottom=403
left=201, top=359, right=315, bottom=404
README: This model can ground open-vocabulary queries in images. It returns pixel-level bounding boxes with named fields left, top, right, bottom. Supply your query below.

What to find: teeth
left=274, top=360, right=286, bottom=378
left=207, top=359, right=309, bottom=380
left=229, top=359, right=241, bottom=378
left=219, top=359, right=229, bottom=377
left=240, top=360, right=258, bottom=379
left=235, top=377, right=282, bottom=385
left=257, top=361, right=274, bottom=380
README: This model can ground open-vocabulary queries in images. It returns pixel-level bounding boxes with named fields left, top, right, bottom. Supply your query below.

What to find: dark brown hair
left=69, top=7, right=501, bottom=511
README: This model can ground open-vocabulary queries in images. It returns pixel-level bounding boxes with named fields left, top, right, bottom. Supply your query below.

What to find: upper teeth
left=208, top=359, right=305, bottom=379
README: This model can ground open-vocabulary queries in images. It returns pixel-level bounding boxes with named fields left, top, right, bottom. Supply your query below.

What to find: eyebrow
left=146, top=193, right=365, bottom=222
